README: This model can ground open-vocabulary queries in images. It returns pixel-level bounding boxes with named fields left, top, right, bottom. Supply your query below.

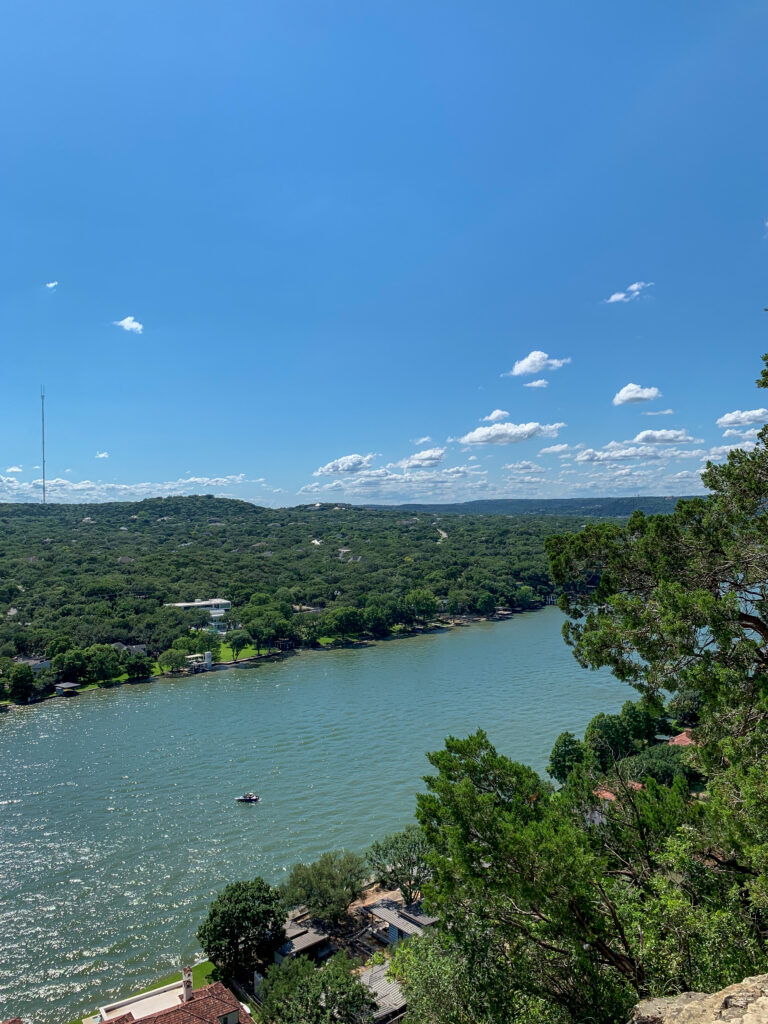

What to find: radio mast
left=41, top=386, right=46, bottom=505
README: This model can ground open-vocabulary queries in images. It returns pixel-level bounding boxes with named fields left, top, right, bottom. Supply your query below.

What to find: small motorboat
left=236, top=792, right=260, bottom=803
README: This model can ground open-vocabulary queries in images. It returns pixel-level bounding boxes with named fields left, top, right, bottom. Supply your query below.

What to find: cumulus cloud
left=708, top=442, right=757, bottom=460
left=604, top=281, right=654, bottom=304
left=502, top=351, right=571, bottom=377
left=0, top=473, right=252, bottom=504
left=524, top=379, right=549, bottom=388
left=95, top=451, right=109, bottom=459
left=503, top=460, right=546, bottom=473
left=299, top=462, right=489, bottom=502
left=632, top=429, right=697, bottom=444
left=113, top=315, right=144, bottom=334
left=482, top=409, right=509, bottom=422
left=5, top=465, right=22, bottom=473
left=539, top=443, right=569, bottom=455
left=722, top=427, right=760, bottom=440
left=314, top=453, right=376, bottom=476
left=459, top=421, right=565, bottom=446
left=45, top=281, right=58, bottom=290
left=393, top=447, right=446, bottom=469
left=612, top=382, right=662, bottom=406
left=715, top=409, right=768, bottom=429
left=642, top=409, right=674, bottom=416
left=411, top=435, right=432, bottom=445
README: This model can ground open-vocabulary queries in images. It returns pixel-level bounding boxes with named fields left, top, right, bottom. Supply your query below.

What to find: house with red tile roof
left=669, top=730, right=695, bottom=747
left=85, top=970, right=250, bottom=1024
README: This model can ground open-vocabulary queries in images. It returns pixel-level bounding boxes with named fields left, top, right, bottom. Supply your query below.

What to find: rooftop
left=669, top=730, right=695, bottom=747
left=92, top=982, right=249, bottom=1024
left=277, top=921, right=331, bottom=957
left=359, top=963, right=406, bottom=1020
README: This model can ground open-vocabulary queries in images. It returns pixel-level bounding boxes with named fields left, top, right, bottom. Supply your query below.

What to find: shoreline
left=3, top=605, right=550, bottom=712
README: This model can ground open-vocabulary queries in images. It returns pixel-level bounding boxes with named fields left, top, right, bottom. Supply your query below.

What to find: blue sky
left=1, top=1, right=767, bottom=505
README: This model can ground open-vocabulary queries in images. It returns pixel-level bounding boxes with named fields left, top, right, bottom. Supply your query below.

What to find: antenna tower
left=40, top=386, right=46, bottom=505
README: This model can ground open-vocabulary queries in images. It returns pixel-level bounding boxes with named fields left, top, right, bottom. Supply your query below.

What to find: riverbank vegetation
left=191, top=364, right=768, bottom=1023
left=0, top=497, right=661, bottom=703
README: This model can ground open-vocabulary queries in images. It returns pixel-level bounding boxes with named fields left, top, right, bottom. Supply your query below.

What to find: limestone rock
left=631, top=975, right=768, bottom=1023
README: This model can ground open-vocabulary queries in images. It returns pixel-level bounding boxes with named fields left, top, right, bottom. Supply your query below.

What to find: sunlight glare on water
left=0, top=610, right=626, bottom=1024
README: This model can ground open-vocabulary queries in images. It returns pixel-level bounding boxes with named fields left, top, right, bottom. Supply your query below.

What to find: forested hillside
left=0, top=496, right=593, bottom=658
left=385, top=496, right=688, bottom=516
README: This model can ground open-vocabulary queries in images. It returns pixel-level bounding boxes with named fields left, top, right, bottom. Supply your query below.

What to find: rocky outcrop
left=631, top=975, right=768, bottom=1023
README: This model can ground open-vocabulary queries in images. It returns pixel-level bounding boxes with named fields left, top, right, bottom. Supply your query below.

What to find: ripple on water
left=0, top=610, right=626, bottom=1024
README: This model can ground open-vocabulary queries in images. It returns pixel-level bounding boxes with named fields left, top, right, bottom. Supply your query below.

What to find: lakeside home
left=164, top=599, right=232, bottom=633
left=83, top=969, right=249, bottom=1024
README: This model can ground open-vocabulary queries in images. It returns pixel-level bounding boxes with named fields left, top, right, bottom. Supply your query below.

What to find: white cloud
left=503, top=460, right=546, bottom=473
left=314, top=453, right=376, bottom=476
left=715, top=409, right=768, bottom=429
left=45, top=281, right=58, bottom=290
left=482, top=409, right=509, bottom=422
left=604, top=281, right=654, bottom=304
left=459, top=421, right=565, bottom=446
left=502, top=351, right=571, bottom=377
left=722, top=427, right=760, bottom=440
left=5, top=465, right=22, bottom=473
left=95, top=451, right=109, bottom=459
left=0, top=473, right=252, bottom=504
left=411, top=436, right=432, bottom=445
left=524, top=378, right=549, bottom=388
left=539, top=443, right=569, bottom=455
left=632, top=429, right=697, bottom=444
left=393, top=447, right=446, bottom=469
left=113, top=315, right=144, bottom=334
left=642, top=408, right=674, bottom=416
left=708, top=442, right=757, bottom=460
left=612, top=382, right=662, bottom=406
left=576, top=443, right=706, bottom=464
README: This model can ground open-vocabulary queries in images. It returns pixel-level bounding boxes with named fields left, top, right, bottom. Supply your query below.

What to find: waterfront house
left=364, top=900, right=438, bottom=945
left=83, top=969, right=249, bottom=1024
left=274, top=918, right=333, bottom=964
left=111, top=643, right=148, bottom=656
left=359, top=962, right=407, bottom=1022
left=164, top=598, right=232, bottom=633
left=13, top=655, right=51, bottom=673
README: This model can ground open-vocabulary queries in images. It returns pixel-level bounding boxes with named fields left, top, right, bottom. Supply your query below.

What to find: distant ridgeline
left=374, top=496, right=692, bottom=516
left=0, top=494, right=684, bottom=661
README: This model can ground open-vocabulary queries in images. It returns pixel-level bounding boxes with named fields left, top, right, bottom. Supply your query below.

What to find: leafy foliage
left=366, top=825, right=432, bottom=905
left=283, top=850, right=368, bottom=924
left=259, top=953, right=376, bottom=1024
left=196, top=877, right=285, bottom=979
left=0, top=496, right=629, bottom=665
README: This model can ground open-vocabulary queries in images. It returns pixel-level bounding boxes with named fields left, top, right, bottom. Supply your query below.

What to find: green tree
left=123, top=652, right=153, bottom=681
left=158, top=648, right=187, bottom=673
left=197, top=877, right=285, bottom=980
left=84, top=644, right=123, bottom=683
left=415, top=730, right=711, bottom=1022
left=227, top=629, right=251, bottom=662
left=7, top=663, right=36, bottom=703
left=51, top=647, right=89, bottom=683
left=405, top=589, right=438, bottom=624
left=284, top=850, right=367, bottom=924
left=547, top=731, right=584, bottom=785
left=583, top=712, right=633, bottom=770
left=366, top=825, right=432, bottom=905
left=260, top=953, right=376, bottom=1024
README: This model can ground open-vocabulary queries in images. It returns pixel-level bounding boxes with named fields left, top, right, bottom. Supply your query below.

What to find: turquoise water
left=0, top=609, right=627, bottom=1024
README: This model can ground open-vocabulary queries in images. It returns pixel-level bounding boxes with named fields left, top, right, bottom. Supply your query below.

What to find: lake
left=0, top=609, right=627, bottom=1024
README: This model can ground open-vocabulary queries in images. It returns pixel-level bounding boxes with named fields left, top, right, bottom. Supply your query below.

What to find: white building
left=164, top=599, right=231, bottom=632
